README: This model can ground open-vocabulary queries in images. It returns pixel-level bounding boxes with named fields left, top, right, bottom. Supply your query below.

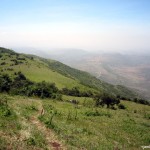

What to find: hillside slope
left=48, top=50, right=150, bottom=99
left=0, top=47, right=137, bottom=98
left=0, top=47, right=93, bottom=92
left=0, top=47, right=150, bottom=150
left=0, top=94, right=150, bottom=150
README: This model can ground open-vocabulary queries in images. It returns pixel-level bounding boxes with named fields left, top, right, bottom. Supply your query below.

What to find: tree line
left=0, top=72, right=60, bottom=99
left=0, top=72, right=149, bottom=107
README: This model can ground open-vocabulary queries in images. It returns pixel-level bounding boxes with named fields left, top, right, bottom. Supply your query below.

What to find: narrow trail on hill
left=30, top=100, right=66, bottom=150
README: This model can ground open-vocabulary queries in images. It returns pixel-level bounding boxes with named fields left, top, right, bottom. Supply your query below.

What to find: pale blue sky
left=0, top=0, right=150, bottom=52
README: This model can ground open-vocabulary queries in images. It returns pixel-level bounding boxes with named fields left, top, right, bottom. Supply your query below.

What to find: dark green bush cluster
left=117, top=95, right=150, bottom=106
left=94, top=93, right=120, bottom=108
left=27, top=82, right=58, bottom=98
left=0, top=72, right=59, bottom=99
left=133, top=98, right=150, bottom=105
left=10, top=59, right=23, bottom=65
left=0, top=62, right=6, bottom=65
left=118, top=103, right=126, bottom=109
left=61, top=87, right=93, bottom=97
left=7, top=68, right=14, bottom=71
left=17, top=57, right=26, bottom=61
left=0, top=74, right=12, bottom=92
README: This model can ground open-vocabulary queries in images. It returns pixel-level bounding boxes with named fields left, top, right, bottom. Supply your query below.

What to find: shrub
left=0, top=74, right=12, bottom=92
left=0, top=62, right=6, bottom=65
left=133, top=98, right=150, bottom=105
left=17, top=57, right=26, bottom=61
left=15, top=71, right=26, bottom=80
left=7, top=68, right=14, bottom=71
left=118, top=103, right=126, bottom=109
left=0, top=73, right=60, bottom=99
left=29, top=81, right=58, bottom=98
left=138, top=99, right=150, bottom=105
left=94, top=93, right=120, bottom=108
left=61, top=87, right=93, bottom=97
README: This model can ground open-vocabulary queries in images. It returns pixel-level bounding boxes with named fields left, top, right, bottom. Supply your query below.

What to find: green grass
left=39, top=99, right=150, bottom=150
left=0, top=47, right=149, bottom=150
left=0, top=94, right=48, bottom=149
left=26, top=128, right=47, bottom=149
left=0, top=95, right=21, bottom=133
left=0, top=49, right=95, bottom=92
left=0, top=94, right=150, bottom=149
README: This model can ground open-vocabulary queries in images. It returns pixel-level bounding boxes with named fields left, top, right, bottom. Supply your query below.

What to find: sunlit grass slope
left=0, top=47, right=95, bottom=92
left=0, top=47, right=137, bottom=98
left=0, top=94, right=150, bottom=150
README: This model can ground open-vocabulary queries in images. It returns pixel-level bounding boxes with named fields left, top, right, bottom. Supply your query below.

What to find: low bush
left=118, top=103, right=126, bottom=109
left=0, top=72, right=60, bottom=99
left=0, top=62, right=6, bottom=65
left=61, top=87, right=93, bottom=97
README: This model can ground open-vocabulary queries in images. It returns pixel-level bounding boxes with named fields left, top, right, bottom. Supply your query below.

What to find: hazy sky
left=0, top=0, right=150, bottom=52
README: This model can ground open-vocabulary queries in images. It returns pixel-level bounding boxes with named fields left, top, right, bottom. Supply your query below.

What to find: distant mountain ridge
left=31, top=48, right=150, bottom=99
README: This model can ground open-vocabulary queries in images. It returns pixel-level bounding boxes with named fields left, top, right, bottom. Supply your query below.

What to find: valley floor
left=0, top=94, right=150, bottom=150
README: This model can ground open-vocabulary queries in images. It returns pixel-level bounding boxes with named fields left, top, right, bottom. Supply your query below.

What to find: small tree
left=94, top=93, right=120, bottom=108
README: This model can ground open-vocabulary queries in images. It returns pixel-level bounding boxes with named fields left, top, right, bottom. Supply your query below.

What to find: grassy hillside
left=29, top=55, right=137, bottom=99
left=0, top=47, right=150, bottom=150
left=0, top=47, right=94, bottom=92
left=0, top=94, right=150, bottom=150
left=0, top=47, right=137, bottom=98
left=55, top=51, right=150, bottom=99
